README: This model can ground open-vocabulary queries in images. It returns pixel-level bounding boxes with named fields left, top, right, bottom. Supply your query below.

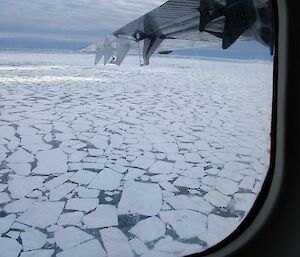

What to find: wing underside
left=95, top=0, right=274, bottom=66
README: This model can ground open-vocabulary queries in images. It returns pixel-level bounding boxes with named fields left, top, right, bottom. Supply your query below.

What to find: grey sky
left=0, top=0, right=165, bottom=48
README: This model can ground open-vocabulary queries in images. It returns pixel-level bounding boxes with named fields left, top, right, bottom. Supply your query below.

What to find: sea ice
left=130, top=157, right=156, bottom=170
left=129, top=217, right=166, bottom=242
left=129, top=238, right=148, bottom=255
left=0, top=192, right=11, bottom=204
left=158, top=181, right=179, bottom=193
left=65, top=198, right=98, bottom=212
left=21, top=230, right=47, bottom=251
left=234, top=193, right=256, bottom=211
left=239, top=176, right=256, bottom=191
left=33, top=148, right=68, bottom=175
left=100, top=227, right=134, bottom=257
left=0, top=214, right=16, bottom=234
left=54, top=226, right=94, bottom=250
left=183, top=167, right=206, bottom=179
left=0, top=237, right=22, bottom=257
left=207, top=214, right=240, bottom=239
left=6, top=163, right=31, bottom=176
left=204, top=190, right=231, bottom=207
left=77, top=188, right=99, bottom=198
left=0, top=125, right=15, bottom=139
left=44, top=173, right=75, bottom=190
left=123, top=168, right=145, bottom=180
left=57, top=212, right=84, bottom=226
left=154, top=237, right=203, bottom=256
left=88, top=168, right=123, bottom=191
left=49, top=182, right=77, bottom=201
left=17, top=201, right=65, bottom=228
left=56, top=239, right=107, bottom=257
left=160, top=210, right=207, bottom=239
left=83, top=205, right=118, bottom=228
left=148, top=161, right=174, bottom=174
left=173, top=176, right=201, bottom=189
left=20, top=249, right=54, bottom=257
left=154, top=143, right=178, bottom=154
left=164, top=195, right=213, bottom=214
left=118, top=181, right=162, bottom=216
left=5, top=148, right=34, bottom=163
left=8, top=176, right=45, bottom=199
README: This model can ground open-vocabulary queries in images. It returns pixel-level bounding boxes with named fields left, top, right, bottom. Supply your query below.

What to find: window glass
left=0, top=1, right=274, bottom=256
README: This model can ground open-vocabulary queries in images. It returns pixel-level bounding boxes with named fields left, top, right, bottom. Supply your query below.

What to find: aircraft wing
left=95, top=0, right=274, bottom=66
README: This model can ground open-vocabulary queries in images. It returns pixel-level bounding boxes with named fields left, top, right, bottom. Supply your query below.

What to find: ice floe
left=57, top=211, right=84, bottom=226
left=7, top=163, right=31, bottom=176
left=0, top=214, right=16, bottom=234
left=129, top=238, right=148, bottom=255
left=160, top=210, right=207, bottom=239
left=118, top=181, right=162, bottom=216
left=6, top=148, right=34, bottom=163
left=8, top=176, right=45, bottom=199
left=129, top=217, right=166, bottom=242
left=49, top=182, right=77, bottom=201
left=83, top=205, right=118, bottom=228
left=65, top=198, right=98, bottom=212
left=101, top=227, right=134, bottom=257
left=33, top=148, right=68, bottom=175
left=17, top=201, right=65, bottom=228
left=88, top=168, right=123, bottom=191
left=0, top=192, right=11, bottom=204
left=56, top=239, right=107, bottom=257
left=21, top=230, right=47, bottom=251
left=164, top=195, right=214, bottom=214
left=54, top=226, right=93, bottom=250
left=0, top=237, right=22, bottom=257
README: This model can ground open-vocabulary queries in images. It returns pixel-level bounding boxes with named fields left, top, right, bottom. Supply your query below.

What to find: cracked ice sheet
left=0, top=53, right=273, bottom=256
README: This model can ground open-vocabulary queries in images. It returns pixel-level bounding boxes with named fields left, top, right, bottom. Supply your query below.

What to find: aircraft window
left=0, top=0, right=274, bottom=256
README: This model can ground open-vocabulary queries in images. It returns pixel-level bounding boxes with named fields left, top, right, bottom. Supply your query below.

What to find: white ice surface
left=129, top=217, right=166, bottom=242
left=118, top=181, right=162, bottom=216
left=5, top=148, right=34, bottom=163
left=160, top=210, right=207, bottom=239
left=100, top=227, right=134, bottom=257
left=0, top=214, right=16, bottom=234
left=83, top=205, right=118, bottom=228
left=33, top=148, right=68, bottom=175
left=56, top=239, right=107, bottom=257
left=65, top=198, right=98, bottom=212
left=88, top=168, right=123, bottom=191
left=8, top=176, right=45, bottom=199
left=54, top=226, right=94, bottom=250
left=57, top=211, right=84, bottom=226
left=21, top=230, right=47, bottom=251
left=17, top=201, right=65, bottom=228
left=49, top=182, right=77, bottom=201
left=0, top=237, right=22, bottom=257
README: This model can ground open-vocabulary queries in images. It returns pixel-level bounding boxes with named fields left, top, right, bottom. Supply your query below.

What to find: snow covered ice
left=0, top=51, right=273, bottom=257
